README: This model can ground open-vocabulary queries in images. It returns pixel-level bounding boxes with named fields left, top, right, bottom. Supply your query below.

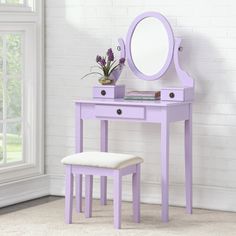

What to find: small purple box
left=161, top=87, right=194, bottom=102
left=93, top=85, right=125, bottom=99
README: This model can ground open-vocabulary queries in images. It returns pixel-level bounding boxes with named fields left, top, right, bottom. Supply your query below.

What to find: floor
left=0, top=196, right=236, bottom=236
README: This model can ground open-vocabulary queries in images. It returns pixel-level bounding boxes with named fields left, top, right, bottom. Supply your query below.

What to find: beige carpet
left=0, top=196, right=236, bottom=236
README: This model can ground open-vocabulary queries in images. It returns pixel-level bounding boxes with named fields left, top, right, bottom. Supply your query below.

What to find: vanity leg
left=75, top=105, right=83, bottom=213
left=161, top=118, right=169, bottom=223
left=101, top=120, right=108, bottom=205
left=185, top=104, right=192, bottom=214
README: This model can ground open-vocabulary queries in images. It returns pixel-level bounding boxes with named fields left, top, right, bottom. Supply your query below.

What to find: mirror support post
left=174, top=38, right=194, bottom=88
left=109, top=38, right=126, bottom=84
left=118, top=38, right=126, bottom=59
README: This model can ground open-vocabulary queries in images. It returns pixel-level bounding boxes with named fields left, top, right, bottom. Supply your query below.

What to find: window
left=0, top=0, right=25, bottom=4
left=0, top=0, right=34, bottom=11
left=0, top=1, right=43, bottom=183
left=0, top=32, right=23, bottom=165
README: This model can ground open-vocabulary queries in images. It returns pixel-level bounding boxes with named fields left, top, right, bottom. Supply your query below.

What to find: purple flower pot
left=110, top=66, right=124, bottom=85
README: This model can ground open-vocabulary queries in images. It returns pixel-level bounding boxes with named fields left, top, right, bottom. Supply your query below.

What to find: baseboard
left=1, top=173, right=236, bottom=213
left=0, top=175, right=49, bottom=208
left=49, top=174, right=236, bottom=212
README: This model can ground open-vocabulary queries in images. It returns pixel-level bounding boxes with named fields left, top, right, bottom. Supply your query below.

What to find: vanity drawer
left=95, top=105, right=145, bottom=119
left=161, top=87, right=194, bottom=102
left=93, top=85, right=125, bottom=99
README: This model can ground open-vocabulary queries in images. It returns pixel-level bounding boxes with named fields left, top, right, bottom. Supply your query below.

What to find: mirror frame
left=126, top=12, right=174, bottom=81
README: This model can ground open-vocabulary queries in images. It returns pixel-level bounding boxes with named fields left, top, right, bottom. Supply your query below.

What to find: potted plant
left=81, top=48, right=125, bottom=85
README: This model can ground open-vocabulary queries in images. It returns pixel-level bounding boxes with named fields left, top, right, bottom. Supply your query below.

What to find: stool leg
left=113, top=170, right=122, bottom=229
left=65, top=165, right=74, bottom=224
left=100, top=176, right=107, bottom=205
left=75, top=174, right=83, bottom=213
left=85, top=175, right=93, bottom=218
left=132, top=164, right=141, bottom=223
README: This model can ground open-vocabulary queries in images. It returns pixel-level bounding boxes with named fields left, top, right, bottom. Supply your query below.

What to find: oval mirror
left=126, top=12, right=174, bottom=81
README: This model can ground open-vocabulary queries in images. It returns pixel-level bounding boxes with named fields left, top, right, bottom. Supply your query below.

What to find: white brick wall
left=45, top=0, right=236, bottom=211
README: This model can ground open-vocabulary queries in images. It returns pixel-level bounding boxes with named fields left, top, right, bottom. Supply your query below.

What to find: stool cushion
left=61, top=151, right=143, bottom=169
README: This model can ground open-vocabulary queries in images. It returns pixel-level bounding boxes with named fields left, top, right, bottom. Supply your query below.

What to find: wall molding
left=1, top=174, right=236, bottom=213
left=0, top=175, right=49, bottom=208
left=49, top=174, right=236, bottom=213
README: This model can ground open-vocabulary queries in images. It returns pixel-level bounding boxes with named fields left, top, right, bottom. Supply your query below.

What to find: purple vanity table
left=75, top=12, right=194, bottom=223
left=75, top=98, right=192, bottom=222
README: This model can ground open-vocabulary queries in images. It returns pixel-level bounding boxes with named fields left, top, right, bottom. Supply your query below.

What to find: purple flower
left=107, top=48, right=114, bottom=61
left=96, top=55, right=102, bottom=63
left=107, top=48, right=113, bottom=55
left=108, top=53, right=114, bottom=61
left=119, top=57, right=125, bottom=64
left=100, top=58, right=106, bottom=66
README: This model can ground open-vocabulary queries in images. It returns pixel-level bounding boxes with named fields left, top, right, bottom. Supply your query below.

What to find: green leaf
left=109, top=64, right=120, bottom=76
left=80, top=72, right=103, bottom=79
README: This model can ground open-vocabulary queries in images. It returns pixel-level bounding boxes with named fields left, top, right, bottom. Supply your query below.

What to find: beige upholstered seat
left=61, top=151, right=143, bottom=169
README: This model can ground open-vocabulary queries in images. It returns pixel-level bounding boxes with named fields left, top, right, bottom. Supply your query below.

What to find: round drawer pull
left=117, top=109, right=122, bottom=115
left=101, top=90, right=106, bottom=96
left=169, top=92, right=175, bottom=98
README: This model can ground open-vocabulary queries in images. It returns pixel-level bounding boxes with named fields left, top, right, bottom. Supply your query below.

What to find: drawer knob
left=117, top=109, right=122, bottom=115
left=169, top=92, right=175, bottom=98
left=101, top=90, right=106, bottom=96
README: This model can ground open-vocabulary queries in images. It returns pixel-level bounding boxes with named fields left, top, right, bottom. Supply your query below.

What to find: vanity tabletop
left=75, top=98, right=190, bottom=107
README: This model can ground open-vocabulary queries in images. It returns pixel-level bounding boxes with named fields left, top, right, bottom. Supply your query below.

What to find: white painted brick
left=45, top=1, right=236, bottom=210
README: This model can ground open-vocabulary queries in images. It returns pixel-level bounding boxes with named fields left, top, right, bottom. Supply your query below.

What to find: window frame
left=0, top=0, right=33, bottom=12
left=0, top=0, right=44, bottom=183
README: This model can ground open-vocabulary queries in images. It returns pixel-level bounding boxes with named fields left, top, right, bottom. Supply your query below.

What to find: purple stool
left=61, top=151, right=143, bottom=229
